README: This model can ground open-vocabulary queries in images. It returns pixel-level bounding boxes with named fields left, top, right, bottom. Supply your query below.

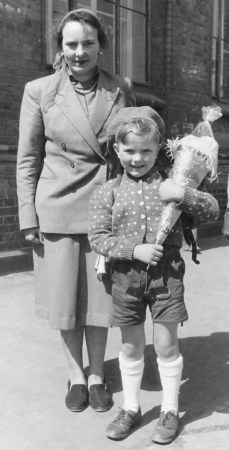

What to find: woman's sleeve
left=178, top=186, right=220, bottom=224
left=88, top=182, right=136, bottom=260
left=17, top=82, right=45, bottom=230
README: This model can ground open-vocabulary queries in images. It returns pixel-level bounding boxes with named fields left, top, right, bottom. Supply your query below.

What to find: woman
left=17, top=8, right=135, bottom=413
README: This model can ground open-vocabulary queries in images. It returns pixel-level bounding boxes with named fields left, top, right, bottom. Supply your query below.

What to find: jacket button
left=70, top=162, right=75, bottom=168
left=61, top=143, right=67, bottom=151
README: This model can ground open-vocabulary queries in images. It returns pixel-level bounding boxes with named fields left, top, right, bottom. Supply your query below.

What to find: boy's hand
left=159, top=179, right=184, bottom=203
left=133, top=243, right=164, bottom=266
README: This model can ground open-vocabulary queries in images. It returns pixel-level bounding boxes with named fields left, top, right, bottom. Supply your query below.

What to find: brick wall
left=0, top=0, right=50, bottom=251
left=0, top=0, right=49, bottom=145
left=152, top=0, right=229, bottom=231
left=149, top=0, right=167, bottom=98
left=0, top=152, right=20, bottom=251
left=161, top=0, right=229, bottom=144
left=163, top=0, right=212, bottom=133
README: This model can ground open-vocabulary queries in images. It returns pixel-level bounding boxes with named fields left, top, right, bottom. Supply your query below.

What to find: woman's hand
left=24, top=227, right=44, bottom=245
left=159, top=179, right=184, bottom=203
left=133, top=243, right=164, bottom=266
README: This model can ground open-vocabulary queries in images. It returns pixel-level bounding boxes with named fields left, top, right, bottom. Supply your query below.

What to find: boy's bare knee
left=122, top=342, right=144, bottom=360
left=155, top=342, right=179, bottom=361
left=120, top=323, right=145, bottom=360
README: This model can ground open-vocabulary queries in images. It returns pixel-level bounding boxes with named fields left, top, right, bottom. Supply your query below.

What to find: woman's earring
left=99, top=51, right=103, bottom=55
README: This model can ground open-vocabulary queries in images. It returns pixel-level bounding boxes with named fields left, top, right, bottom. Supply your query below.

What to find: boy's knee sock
left=119, top=352, right=144, bottom=413
left=157, top=354, right=183, bottom=413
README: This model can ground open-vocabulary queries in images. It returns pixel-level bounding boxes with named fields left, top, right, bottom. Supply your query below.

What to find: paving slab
left=0, top=236, right=229, bottom=450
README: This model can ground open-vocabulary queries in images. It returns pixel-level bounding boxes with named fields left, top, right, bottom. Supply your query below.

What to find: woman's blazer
left=17, top=68, right=135, bottom=234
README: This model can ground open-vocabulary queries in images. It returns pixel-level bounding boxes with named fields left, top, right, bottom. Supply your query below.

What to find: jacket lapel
left=89, top=70, right=120, bottom=135
left=55, top=72, right=106, bottom=161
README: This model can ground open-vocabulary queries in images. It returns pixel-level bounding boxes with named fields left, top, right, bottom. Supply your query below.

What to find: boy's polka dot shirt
left=89, top=169, right=219, bottom=260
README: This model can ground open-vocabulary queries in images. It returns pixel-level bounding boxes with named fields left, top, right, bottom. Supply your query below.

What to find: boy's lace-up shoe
left=106, top=408, right=141, bottom=440
left=89, top=379, right=113, bottom=412
left=65, top=381, right=88, bottom=412
left=152, top=410, right=179, bottom=444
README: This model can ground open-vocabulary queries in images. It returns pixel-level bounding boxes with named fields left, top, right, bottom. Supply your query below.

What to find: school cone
left=155, top=105, right=222, bottom=245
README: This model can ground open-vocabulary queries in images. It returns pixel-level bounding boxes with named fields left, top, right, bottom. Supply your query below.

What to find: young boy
left=88, top=106, right=219, bottom=444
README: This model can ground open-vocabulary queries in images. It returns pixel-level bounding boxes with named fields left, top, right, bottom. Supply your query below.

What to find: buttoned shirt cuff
left=177, top=186, right=195, bottom=208
left=122, top=241, right=138, bottom=260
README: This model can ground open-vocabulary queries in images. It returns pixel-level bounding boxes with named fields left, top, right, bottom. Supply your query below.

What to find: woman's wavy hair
left=53, top=8, right=108, bottom=71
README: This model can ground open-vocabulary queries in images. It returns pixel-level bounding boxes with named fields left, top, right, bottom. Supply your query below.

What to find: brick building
left=0, top=0, right=229, bottom=271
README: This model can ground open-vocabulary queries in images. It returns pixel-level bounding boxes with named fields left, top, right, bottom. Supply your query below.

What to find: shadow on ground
left=102, top=332, right=229, bottom=430
left=103, top=344, right=161, bottom=395
left=198, top=236, right=229, bottom=251
left=179, top=332, right=229, bottom=428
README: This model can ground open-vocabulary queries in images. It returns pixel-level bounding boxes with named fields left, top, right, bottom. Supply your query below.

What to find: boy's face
left=114, top=131, right=159, bottom=178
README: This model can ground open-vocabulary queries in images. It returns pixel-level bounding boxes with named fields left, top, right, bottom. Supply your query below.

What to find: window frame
left=212, top=0, right=229, bottom=100
left=45, top=0, right=54, bottom=66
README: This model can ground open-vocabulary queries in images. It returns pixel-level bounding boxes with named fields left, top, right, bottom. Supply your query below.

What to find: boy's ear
left=113, top=143, right=120, bottom=158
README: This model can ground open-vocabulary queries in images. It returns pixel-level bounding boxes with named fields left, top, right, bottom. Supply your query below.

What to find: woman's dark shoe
left=65, top=381, right=88, bottom=412
left=106, top=408, right=141, bottom=440
left=89, top=379, right=113, bottom=412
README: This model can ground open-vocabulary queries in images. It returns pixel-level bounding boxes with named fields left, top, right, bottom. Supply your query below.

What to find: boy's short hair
left=115, top=117, right=159, bottom=144
left=107, top=106, right=165, bottom=152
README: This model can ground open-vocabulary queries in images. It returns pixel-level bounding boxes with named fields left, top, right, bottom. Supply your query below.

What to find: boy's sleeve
left=88, top=181, right=136, bottom=260
left=178, top=186, right=219, bottom=223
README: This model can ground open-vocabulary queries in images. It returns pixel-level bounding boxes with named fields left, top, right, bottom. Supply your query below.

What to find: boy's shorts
left=107, top=247, right=188, bottom=327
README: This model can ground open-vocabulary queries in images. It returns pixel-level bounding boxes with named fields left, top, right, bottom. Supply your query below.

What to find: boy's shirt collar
left=124, top=166, right=159, bottom=182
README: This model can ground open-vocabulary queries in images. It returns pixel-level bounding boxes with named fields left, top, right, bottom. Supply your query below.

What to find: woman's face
left=62, top=20, right=100, bottom=81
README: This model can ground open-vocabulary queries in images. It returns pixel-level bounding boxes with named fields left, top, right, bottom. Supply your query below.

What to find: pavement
left=0, top=235, right=229, bottom=450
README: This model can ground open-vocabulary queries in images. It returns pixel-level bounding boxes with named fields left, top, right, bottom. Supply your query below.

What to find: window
left=45, top=0, right=150, bottom=83
left=45, top=0, right=69, bottom=65
left=212, top=0, right=229, bottom=100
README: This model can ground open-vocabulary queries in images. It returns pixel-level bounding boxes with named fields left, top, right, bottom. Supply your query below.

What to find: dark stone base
left=0, top=248, right=33, bottom=276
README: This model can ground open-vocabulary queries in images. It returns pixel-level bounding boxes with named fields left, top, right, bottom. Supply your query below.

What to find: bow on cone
left=155, top=105, right=222, bottom=245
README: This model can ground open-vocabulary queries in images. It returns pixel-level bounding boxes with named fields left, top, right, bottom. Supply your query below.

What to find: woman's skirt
left=33, top=234, right=112, bottom=330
